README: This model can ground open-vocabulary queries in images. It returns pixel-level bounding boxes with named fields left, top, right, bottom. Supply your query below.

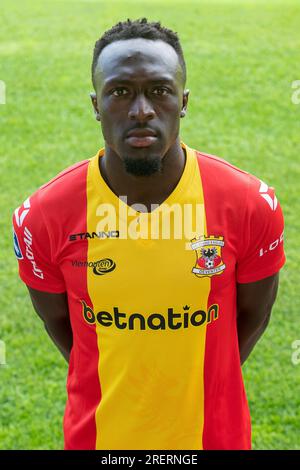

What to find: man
left=13, top=18, right=285, bottom=450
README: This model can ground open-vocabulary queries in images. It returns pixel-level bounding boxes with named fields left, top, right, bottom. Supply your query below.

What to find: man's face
left=91, top=38, right=189, bottom=175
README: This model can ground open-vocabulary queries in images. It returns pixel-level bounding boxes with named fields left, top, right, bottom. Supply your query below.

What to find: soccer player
left=13, top=18, right=285, bottom=450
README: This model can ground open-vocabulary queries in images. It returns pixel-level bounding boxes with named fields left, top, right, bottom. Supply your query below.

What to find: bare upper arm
left=27, top=286, right=69, bottom=323
left=237, top=273, right=279, bottom=321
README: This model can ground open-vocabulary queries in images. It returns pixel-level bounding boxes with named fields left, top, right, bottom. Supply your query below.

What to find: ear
left=90, top=92, right=101, bottom=121
left=180, top=89, right=190, bottom=118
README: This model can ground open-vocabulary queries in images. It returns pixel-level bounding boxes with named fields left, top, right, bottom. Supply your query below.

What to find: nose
left=128, top=93, right=155, bottom=122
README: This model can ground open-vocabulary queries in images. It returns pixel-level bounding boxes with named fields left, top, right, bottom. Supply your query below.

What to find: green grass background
left=0, top=0, right=299, bottom=450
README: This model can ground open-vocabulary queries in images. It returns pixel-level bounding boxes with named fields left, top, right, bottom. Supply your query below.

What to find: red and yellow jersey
left=12, top=141, right=285, bottom=450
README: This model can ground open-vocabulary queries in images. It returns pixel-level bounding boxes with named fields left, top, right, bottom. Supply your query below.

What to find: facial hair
left=123, top=155, right=163, bottom=176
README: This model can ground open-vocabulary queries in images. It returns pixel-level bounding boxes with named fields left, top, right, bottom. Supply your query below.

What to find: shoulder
left=195, top=150, right=251, bottom=187
left=192, top=148, right=284, bottom=241
left=22, top=158, right=91, bottom=219
left=193, top=150, right=253, bottom=214
left=38, top=158, right=90, bottom=202
left=194, top=149, right=278, bottom=206
left=13, top=157, right=91, bottom=234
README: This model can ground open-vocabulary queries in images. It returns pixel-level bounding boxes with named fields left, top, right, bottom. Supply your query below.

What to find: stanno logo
left=81, top=301, right=219, bottom=331
left=69, top=231, right=119, bottom=241
left=14, top=197, right=31, bottom=227
left=259, top=180, right=278, bottom=211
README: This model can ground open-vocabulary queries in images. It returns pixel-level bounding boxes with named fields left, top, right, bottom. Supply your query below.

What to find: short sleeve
left=236, top=175, right=286, bottom=283
left=12, top=192, right=66, bottom=293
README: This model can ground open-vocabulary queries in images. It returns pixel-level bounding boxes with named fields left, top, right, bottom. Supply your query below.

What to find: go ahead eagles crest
left=191, top=235, right=226, bottom=278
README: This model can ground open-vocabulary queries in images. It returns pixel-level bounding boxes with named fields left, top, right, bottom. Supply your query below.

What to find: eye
left=111, top=87, right=129, bottom=97
left=152, top=87, right=170, bottom=96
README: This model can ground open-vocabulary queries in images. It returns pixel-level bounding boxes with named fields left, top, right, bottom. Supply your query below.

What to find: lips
left=126, top=128, right=158, bottom=148
left=126, top=128, right=157, bottom=138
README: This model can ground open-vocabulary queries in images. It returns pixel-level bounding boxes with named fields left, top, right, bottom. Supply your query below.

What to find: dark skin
left=27, top=38, right=279, bottom=365
left=91, top=38, right=189, bottom=210
left=27, top=289, right=72, bottom=363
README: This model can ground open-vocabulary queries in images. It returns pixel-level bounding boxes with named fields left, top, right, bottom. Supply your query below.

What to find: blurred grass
left=0, top=0, right=299, bottom=449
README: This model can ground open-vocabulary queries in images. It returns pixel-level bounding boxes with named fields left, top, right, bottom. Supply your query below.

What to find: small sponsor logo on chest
left=71, top=258, right=116, bottom=275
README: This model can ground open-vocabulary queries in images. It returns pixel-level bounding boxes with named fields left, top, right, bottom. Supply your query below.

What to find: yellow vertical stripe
left=86, top=144, right=210, bottom=450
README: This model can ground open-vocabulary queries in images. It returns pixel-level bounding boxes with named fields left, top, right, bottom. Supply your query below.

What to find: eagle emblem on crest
left=191, top=235, right=226, bottom=278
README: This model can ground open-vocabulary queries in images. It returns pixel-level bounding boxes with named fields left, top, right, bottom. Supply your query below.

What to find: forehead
left=95, top=38, right=182, bottom=86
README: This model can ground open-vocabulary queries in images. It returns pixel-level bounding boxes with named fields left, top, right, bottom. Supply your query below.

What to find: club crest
left=191, top=235, right=226, bottom=278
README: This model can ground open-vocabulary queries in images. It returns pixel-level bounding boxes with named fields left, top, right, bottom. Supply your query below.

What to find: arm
left=13, top=194, right=72, bottom=362
left=237, top=273, right=279, bottom=365
left=27, top=286, right=73, bottom=364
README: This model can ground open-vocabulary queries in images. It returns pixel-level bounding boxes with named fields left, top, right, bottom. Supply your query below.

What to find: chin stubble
left=123, top=155, right=163, bottom=176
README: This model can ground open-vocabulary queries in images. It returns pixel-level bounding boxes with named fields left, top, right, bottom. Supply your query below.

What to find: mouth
left=126, top=136, right=158, bottom=148
left=125, top=128, right=158, bottom=148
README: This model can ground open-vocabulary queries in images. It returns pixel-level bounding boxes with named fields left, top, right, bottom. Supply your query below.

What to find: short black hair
left=91, top=18, right=186, bottom=89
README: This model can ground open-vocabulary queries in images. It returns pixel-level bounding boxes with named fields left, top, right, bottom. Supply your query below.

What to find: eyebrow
left=103, top=76, right=176, bottom=88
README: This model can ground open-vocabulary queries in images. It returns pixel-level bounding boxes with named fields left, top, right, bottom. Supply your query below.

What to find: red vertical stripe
left=195, top=153, right=251, bottom=450
left=59, top=162, right=102, bottom=449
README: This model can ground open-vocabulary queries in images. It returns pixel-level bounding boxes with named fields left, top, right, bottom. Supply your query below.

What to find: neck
left=99, top=136, right=186, bottom=212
